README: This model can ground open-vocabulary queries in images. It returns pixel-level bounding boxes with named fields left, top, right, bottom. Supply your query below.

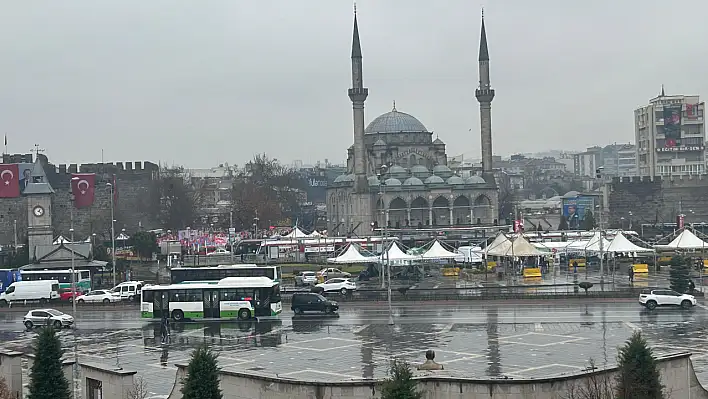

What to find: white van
left=110, top=281, right=144, bottom=301
left=0, top=280, right=60, bottom=305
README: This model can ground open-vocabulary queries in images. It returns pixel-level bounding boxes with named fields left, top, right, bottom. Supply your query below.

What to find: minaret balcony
left=348, top=87, right=369, bottom=102
left=475, top=88, right=495, bottom=103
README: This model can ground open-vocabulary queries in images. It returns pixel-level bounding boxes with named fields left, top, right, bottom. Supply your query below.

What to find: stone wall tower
left=475, top=11, right=495, bottom=177
left=348, top=10, right=369, bottom=192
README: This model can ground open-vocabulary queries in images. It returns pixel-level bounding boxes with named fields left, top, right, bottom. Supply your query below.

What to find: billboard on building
left=663, top=105, right=682, bottom=148
left=17, top=163, right=34, bottom=193
left=562, top=195, right=596, bottom=230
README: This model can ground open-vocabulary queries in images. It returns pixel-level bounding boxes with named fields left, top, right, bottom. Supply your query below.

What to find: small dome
left=466, top=175, right=486, bottom=184
left=447, top=175, right=465, bottom=185
left=563, top=190, right=580, bottom=198
left=367, top=176, right=380, bottom=186
left=424, top=175, right=444, bottom=184
left=433, top=138, right=445, bottom=145
left=410, top=164, right=430, bottom=178
left=365, top=106, right=428, bottom=134
left=384, top=178, right=402, bottom=186
left=403, top=177, right=424, bottom=186
left=388, top=165, right=408, bottom=179
left=374, top=139, right=387, bottom=147
left=432, top=164, right=453, bottom=178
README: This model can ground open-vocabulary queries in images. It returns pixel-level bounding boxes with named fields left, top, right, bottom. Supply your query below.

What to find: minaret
left=475, top=10, right=495, bottom=177
left=348, top=8, right=369, bottom=191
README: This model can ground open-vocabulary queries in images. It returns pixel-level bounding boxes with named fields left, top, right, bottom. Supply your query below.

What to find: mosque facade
left=326, top=12, right=498, bottom=236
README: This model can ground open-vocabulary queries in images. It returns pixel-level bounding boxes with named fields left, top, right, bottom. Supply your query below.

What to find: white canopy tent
left=485, top=233, right=513, bottom=257
left=565, top=232, right=610, bottom=252
left=309, top=230, right=323, bottom=237
left=656, top=229, right=708, bottom=250
left=504, top=235, right=546, bottom=257
left=420, top=241, right=461, bottom=260
left=606, top=232, right=654, bottom=253
left=381, top=242, right=419, bottom=262
left=116, top=232, right=130, bottom=241
left=53, top=236, right=71, bottom=245
left=284, top=227, right=310, bottom=238
left=327, top=244, right=377, bottom=264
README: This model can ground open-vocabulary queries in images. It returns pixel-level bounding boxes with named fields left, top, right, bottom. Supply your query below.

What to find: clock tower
left=24, top=158, right=55, bottom=261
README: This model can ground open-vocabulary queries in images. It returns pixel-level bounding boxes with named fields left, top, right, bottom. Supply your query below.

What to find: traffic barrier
left=486, top=261, right=497, bottom=271
left=523, top=267, right=542, bottom=278
left=632, top=264, right=649, bottom=274
left=569, top=259, right=586, bottom=269
left=441, top=267, right=460, bottom=277
left=659, top=256, right=672, bottom=263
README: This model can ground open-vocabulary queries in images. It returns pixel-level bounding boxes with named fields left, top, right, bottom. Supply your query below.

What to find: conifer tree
left=181, top=345, right=222, bottom=399
left=381, top=359, right=422, bottom=399
left=669, top=255, right=691, bottom=293
left=615, top=331, right=664, bottom=399
left=27, top=327, right=71, bottom=399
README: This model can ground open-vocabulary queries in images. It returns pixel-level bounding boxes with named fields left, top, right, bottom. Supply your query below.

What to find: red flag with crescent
left=71, top=173, right=96, bottom=208
left=0, top=164, right=20, bottom=198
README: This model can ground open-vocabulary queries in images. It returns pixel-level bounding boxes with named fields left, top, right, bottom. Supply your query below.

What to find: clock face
left=33, top=205, right=44, bottom=217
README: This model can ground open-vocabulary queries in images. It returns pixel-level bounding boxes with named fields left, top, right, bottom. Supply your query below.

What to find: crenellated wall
left=0, top=155, right=161, bottom=245
left=609, top=175, right=708, bottom=226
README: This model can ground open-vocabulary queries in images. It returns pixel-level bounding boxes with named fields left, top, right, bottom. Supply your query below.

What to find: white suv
left=316, top=278, right=357, bottom=295
left=639, top=289, right=696, bottom=310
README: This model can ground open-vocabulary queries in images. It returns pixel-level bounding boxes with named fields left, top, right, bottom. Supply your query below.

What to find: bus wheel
left=237, top=309, right=251, bottom=320
left=172, top=310, right=184, bottom=321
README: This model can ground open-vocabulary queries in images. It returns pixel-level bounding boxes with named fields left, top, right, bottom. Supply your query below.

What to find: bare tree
left=562, top=360, right=615, bottom=399
left=126, top=377, right=149, bottom=399
left=157, top=165, right=206, bottom=230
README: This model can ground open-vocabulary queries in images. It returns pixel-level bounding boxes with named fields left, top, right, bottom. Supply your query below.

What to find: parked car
left=23, top=309, right=74, bottom=329
left=110, top=281, right=144, bottom=301
left=58, top=288, right=81, bottom=302
left=316, top=268, right=351, bottom=280
left=295, top=271, right=317, bottom=286
left=0, top=280, right=60, bottom=306
left=316, top=278, right=357, bottom=295
left=639, top=289, right=696, bottom=310
left=207, top=248, right=231, bottom=256
left=291, top=293, right=338, bottom=315
left=76, top=290, right=121, bottom=304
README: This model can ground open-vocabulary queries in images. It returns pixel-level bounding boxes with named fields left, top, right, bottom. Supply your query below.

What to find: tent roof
left=485, top=233, right=512, bottom=256
left=659, top=229, right=708, bottom=250
left=566, top=231, right=610, bottom=251
left=507, top=235, right=546, bottom=257
left=421, top=240, right=460, bottom=259
left=382, top=242, right=419, bottom=261
left=53, top=235, right=71, bottom=245
left=285, top=227, right=310, bottom=238
left=327, top=244, right=376, bottom=264
left=606, top=232, right=654, bottom=253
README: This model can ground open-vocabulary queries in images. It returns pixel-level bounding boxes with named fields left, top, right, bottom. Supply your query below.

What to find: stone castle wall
left=0, top=159, right=161, bottom=245
left=609, top=175, right=708, bottom=226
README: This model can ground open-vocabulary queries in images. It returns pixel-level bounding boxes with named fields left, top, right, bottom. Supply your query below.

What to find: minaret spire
left=348, top=8, right=369, bottom=190
left=475, top=9, right=495, bottom=180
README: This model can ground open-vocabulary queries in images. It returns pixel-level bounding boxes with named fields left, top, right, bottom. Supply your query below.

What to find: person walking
left=628, top=267, right=634, bottom=284
left=160, top=313, right=170, bottom=344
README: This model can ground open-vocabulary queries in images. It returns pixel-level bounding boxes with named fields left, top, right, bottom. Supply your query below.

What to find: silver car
left=23, top=309, right=74, bottom=330
left=295, top=271, right=317, bottom=286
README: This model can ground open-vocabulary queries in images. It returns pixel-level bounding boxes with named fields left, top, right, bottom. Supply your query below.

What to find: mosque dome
left=466, top=175, right=486, bottom=184
left=384, top=178, right=402, bottom=186
left=424, top=175, right=444, bottom=184
left=432, top=164, right=453, bottom=178
left=365, top=104, right=428, bottom=134
left=410, top=164, right=430, bottom=178
left=447, top=175, right=465, bottom=185
left=334, top=174, right=355, bottom=183
left=403, top=177, right=424, bottom=186
left=387, top=165, right=408, bottom=179
left=367, top=176, right=380, bottom=186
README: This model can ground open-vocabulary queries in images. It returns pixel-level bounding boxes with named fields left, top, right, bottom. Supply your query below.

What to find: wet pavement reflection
left=1, top=300, right=707, bottom=396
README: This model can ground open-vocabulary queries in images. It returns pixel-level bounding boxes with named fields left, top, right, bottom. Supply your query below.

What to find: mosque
left=327, top=11, right=499, bottom=236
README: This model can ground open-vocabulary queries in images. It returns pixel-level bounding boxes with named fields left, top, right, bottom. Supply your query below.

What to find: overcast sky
left=1, top=1, right=707, bottom=168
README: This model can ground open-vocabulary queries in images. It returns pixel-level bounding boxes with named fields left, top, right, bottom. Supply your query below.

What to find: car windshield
left=314, top=294, right=327, bottom=301
left=46, top=309, right=63, bottom=316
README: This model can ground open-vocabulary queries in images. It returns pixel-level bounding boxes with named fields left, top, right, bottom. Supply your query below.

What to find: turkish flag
left=0, top=164, right=20, bottom=198
left=71, top=173, right=96, bottom=208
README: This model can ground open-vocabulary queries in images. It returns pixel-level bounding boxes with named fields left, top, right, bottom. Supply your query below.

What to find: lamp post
left=69, top=177, right=79, bottom=399
left=597, top=204, right=605, bottom=290
left=378, top=165, right=393, bottom=325
left=106, top=182, right=116, bottom=287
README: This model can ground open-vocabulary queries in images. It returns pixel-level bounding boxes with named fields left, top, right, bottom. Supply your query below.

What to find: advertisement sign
left=663, top=105, right=682, bottom=148
left=656, top=145, right=704, bottom=152
left=562, top=195, right=596, bottom=230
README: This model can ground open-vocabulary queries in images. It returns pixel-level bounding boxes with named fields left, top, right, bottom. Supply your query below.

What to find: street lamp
left=106, top=182, right=116, bottom=287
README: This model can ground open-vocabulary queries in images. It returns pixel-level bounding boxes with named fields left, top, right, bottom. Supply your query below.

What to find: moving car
left=0, top=280, right=60, bottom=306
left=23, top=309, right=74, bottom=329
left=76, top=290, right=121, bottom=304
left=294, top=271, right=317, bottom=286
left=207, top=248, right=231, bottom=256
left=291, top=293, right=338, bottom=315
left=58, top=288, right=81, bottom=302
left=639, top=289, right=696, bottom=310
left=110, top=281, right=144, bottom=301
left=315, top=278, right=357, bottom=295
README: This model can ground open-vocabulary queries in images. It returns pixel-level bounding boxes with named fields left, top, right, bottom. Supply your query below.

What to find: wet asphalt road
left=2, top=299, right=708, bottom=397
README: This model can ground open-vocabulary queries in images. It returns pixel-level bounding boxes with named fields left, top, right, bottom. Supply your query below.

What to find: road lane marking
left=623, top=321, right=640, bottom=331
left=351, top=324, right=370, bottom=334
left=437, top=324, right=453, bottom=334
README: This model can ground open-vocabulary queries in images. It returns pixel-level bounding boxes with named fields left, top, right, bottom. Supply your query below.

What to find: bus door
left=203, top=290, right=220, bottom=318
left=153, top=291, right=170, bottom=319
left=253, top=288, right=271, bottom=317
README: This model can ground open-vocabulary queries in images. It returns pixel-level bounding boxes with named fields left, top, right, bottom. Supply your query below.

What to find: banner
left=562, top=195, right=596, bottom=230
left=71, top=173, right=96, bottom=208
left=0, top=164, right=20, bottom=198
left=663, top=105, right=682, bottom=148
left=686, top=104, right=699, bottom=120
left=17, top=163, right=34, bottom=193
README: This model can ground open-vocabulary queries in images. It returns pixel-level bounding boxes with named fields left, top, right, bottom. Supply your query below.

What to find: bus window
left=142, top=290, right=154, bottom=303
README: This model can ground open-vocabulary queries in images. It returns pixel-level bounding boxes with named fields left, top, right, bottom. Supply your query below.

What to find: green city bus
left=20, top=269, right=91, bottom=292
left=141, top=276, right=282, bottom=321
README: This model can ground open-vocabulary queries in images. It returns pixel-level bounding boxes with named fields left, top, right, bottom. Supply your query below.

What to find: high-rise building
left=635, top=88, right=705, bottom=177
